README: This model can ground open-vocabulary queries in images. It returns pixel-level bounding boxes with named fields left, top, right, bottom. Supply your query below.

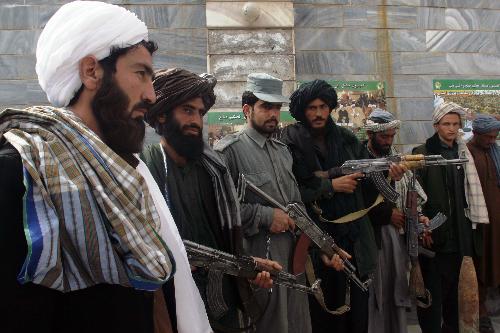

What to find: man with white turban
left=413, top=102, right=486, bottom=333
left=467, top=114, right=500, bottom=333
left=0, top=2, right=211, bottom=333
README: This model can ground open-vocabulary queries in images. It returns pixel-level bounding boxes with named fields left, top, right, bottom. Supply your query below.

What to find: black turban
left=289, top=80, right=338, bottom=122
left=145, top=68, right=217, bottom=127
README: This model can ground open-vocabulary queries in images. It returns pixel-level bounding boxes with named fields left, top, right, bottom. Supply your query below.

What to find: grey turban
left=472, top=114, right=500, bottom=134
left=364, top=109, right=401, bottom=132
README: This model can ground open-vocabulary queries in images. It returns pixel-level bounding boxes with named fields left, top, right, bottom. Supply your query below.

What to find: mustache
left=132, top=101, right=153, bottom=113
left=312, top=117, right=326, bottom=122
left=182, top=123, right=202, bottom=131
left=265, top=118, right=278, bottom=124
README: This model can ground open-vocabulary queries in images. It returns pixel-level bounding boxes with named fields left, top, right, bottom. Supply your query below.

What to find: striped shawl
left=0, top=106, right=174, bottom=292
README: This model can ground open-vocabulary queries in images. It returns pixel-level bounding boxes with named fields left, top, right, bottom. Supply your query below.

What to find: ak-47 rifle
left=405, top=173, right=446, bottom=308
left=184, top=240, right=321, bottom=327
left=237, top=174, right=371, bottom=293
left=184, top=240, right=321, bottom=296
left=339, top=154, right=468, bottom=202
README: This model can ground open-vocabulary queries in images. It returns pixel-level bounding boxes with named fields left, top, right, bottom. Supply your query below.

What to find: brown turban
left=145, top=68, right=217, bottom=127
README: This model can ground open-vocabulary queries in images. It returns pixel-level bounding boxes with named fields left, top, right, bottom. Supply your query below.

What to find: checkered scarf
left=0, top=106, right=174, bottom=292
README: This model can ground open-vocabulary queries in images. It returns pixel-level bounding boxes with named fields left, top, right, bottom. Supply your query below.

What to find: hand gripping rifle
left=405, top=173, right=446, bottom=308
left=237, top=174, right=371, bottom=293
left=184, top=240, right=321, bottom=296
left=340, top=154, right=468, bottom=202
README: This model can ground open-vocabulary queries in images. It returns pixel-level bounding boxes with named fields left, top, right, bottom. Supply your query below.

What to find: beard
left=371, top=136, right=391, bottom=156
left=250, top=114, right=278, bottom=135
left=158, top=114, right=204, bottom=161
left=91, top=76, right=150, bottom=156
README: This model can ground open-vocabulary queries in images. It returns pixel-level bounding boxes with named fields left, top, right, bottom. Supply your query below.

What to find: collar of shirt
left=439, top=138, right=458, bottom=151
left=243, top=125, right=269, bottom=148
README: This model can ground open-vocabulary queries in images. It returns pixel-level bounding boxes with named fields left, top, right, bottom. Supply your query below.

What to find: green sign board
left=433, top=79, right=500, bottom=91
left=207, top=111, right=295, bottom=125
left=299, top=80, right=385, bottom=92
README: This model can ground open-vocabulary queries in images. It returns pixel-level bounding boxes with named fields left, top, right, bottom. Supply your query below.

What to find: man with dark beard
left=363, top=110, right=429, bottom=333
left=141, top=68, right=280, bottom=332
left=0, top=2, right=212, bottom=333
left=214, top=73, right=347, bottom=333
left=280, top=80, right=405, bottom=333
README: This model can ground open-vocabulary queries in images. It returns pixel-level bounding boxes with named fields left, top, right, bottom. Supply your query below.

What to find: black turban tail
left=289, top=79, right=338, bottom=122
left=146, top=68, right=217, bottom=127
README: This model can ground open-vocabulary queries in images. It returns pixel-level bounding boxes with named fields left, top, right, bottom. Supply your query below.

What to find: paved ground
left=406, top=289, right=500, bottom=332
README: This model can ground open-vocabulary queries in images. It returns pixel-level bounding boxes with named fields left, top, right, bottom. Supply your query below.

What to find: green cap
left=246, top=73, right=288, bottom=103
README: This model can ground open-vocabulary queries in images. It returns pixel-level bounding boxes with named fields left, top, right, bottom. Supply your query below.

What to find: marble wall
left=1, top=0, right=499, bottom=148
left=0, top=0, right=207, bottom=109
left=293, top=0, right=500, bottom=149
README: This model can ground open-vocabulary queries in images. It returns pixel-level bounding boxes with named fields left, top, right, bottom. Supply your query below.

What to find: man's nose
left=143, top=80, right=157, bottom=104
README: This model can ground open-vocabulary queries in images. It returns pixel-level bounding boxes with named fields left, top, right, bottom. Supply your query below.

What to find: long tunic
left=280, top=120, right=377, bottom=333
left=467, top=141, right=500, bottom=287
left=365, top=148, right=411, bottom=333
left=215, top=126, right=312, bottom=333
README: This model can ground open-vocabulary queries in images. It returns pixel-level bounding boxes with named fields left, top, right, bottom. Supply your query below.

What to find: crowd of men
left=1, top=2, right=499, bottom=333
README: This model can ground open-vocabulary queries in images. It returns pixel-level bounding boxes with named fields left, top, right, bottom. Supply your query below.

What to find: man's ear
left=242, top=104, right=251, bottom=120
left=79, top=55, right=103, bottom=91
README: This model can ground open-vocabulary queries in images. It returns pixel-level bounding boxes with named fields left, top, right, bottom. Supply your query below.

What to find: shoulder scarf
left=0, top=106, right=175, bottom=292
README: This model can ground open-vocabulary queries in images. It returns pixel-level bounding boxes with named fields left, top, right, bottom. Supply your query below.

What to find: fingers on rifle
left=321, top=254, right=330, bottom=266
left=341, top=249, right=352, bottom=259
left=351, top=172, right=364, bottom=179
left=271, top=260, right=283, bottom=271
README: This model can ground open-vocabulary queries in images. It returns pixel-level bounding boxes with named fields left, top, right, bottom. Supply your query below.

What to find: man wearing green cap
left=214, top=73, right=319, bottom=333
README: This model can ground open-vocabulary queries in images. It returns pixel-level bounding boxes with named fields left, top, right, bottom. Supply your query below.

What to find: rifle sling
left=305, top=255, right=351, bottom=316
left=312, top=193, right=384, bottom=224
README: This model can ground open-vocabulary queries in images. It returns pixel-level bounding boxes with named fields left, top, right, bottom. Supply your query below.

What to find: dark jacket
left=412, top=133, right=480, bottom=257
left=0, top=141, right=155, bottom=333
left=281, top=121, right=377, bottom=277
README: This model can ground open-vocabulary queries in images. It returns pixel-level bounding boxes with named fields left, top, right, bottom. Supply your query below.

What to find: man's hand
left=270, top=209, right=295, bottom=233
left=321, top=249, right=352, bottom=272
left=421, top=231, right=433, bottom=248
left=251, top=257, right=283, bottom=289
left=391, top=208, right=405, bottom=229
left=388, top=163, right=407, bottom=181
left=418, top=215, right=430, bottom=227
left=331, top=173, right=363, bottom=193
left=418, top=215, right=433, bottom=248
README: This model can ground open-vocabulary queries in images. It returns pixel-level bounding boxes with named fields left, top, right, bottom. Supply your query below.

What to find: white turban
left=36, top=1, right=148, bottom=107
left=432, top=101, right=465, bottom=124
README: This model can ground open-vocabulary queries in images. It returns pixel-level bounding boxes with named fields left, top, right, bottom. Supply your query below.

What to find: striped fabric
left=391, top=147, right=428, bottom=212
left=0, top=106, right=174, bottom=292
left=459, top=137, right=490, bottom=225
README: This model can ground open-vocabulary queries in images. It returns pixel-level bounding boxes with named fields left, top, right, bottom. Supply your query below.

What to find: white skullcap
left=36, top=1, right=148, bottom=107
